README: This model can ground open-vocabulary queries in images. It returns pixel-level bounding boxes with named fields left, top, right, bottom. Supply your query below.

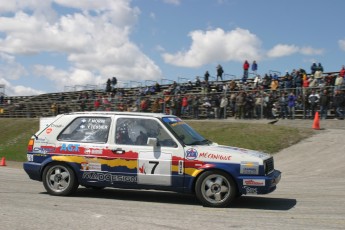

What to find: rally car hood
left=184, top=143, right=271, bottom=164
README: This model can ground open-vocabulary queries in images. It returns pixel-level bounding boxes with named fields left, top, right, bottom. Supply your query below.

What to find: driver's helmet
left=128, top=124, right=147, bottom=143
left=116, top=122, right=130, bottom=144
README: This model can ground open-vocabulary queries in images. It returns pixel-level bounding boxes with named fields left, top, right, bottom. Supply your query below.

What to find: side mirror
left=147, top=137, right=158, bottom=146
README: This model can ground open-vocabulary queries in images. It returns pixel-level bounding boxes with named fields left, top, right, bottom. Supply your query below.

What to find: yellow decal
left=52, top=156, right=137, bottom=169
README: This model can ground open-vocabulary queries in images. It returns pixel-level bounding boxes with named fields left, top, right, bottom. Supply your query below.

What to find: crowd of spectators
left=2, top=62, right=345, bottom=120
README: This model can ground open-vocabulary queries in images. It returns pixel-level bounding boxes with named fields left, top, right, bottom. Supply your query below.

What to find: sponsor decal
left=60, top=143, right=80, bottom=152
left=240, top=162, right=259, bottom=175
left=139, top=163, right=147, bottom=174
left=50, top=124, right=64, bottom=128
left=84, top=148, right=103, bottom=155
left=178, top=160, right=184, bottom=174
left=82, top=172, right=137, bottom=183
left=244, top=186, right=258, bottom=194
left=33, top=146, right=56, bottom=154
left=46, top=127, right=52, bottom=134
left=243, top=179, right=265, bottom=186
left=199, top=152, right=231, bottom=161
left=81, top=162, right=102, bottom=171
left=35, top=138, right=48, bottom=144
left=27, top=154, right=33, bottom=162
left=185, top=148, right=198, bottom=160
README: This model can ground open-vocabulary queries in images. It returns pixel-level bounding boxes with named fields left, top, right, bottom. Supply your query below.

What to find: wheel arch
left=191, top=167, right=239, bottom=195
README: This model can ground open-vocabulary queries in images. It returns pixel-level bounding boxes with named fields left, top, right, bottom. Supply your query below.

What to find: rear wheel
left=43, top=163, right=79, bottom=196
left=195, top=170, right=236, bottom=207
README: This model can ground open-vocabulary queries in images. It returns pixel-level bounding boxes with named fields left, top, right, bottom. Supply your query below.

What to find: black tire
left=42, top=163, right=79, bottom=196
left=195, top=170, right=237, bottom=207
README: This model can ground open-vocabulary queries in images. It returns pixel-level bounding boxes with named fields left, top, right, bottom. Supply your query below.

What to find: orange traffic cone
left=312, top=111, right=320, bottom=130
left=0, top=157, right=6, bottom=166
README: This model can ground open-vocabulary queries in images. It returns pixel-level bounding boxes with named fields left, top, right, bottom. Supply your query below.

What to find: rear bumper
left=23, top=162, right=42, bottom=181
left=238, top=170, right=281, bottom=195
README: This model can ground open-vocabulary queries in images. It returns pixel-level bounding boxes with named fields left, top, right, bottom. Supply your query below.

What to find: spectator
left=278, top=92, right=288, bottom=119
left=339, top=65, right=345, bottom=78
left=254, top=92, right=263, bottom=119
left=0, top=94, right=3, bottom=105
left=191, top=95, right=201, bottom=119
left=253, top=75, right=262, bottom=89
left=202, top=96, right=212, bottom=119
left=220, top=95, right=228, bottom=119
left=314, top=63, right=324, bottom=85
left=333, top=90, right=345, bottom=120
left=287, top=92, right=297, bottom=119
left=334, top=74, right=344, bottom=92
left=302, top=75, right=310, bottom=95
left=294, top=72, right=303, bottom=96
left=151, top=98, right=161, bottom=113
left=319, top=89, right=330, bottom=119
left=181, top=95, right=189, bottom=116
left=204, top=71, right=210, bottom=82
left=94, top=98, right=101, bottom=111
left=242, top=60, right=250, bottom=82
left=251, top=60, right=258, bottom=75
left=235, top=91, right=245, bottom=119
left=216, top=65, right=224, bottom=81
left=244, top=92, right=254, bottom=119
left=211, top=94, right=220, bottom=119
left=308, top=90, right=320, bottom=118
left=311, top=62, right=317, bottom=75
left=105, top=78, right=112, bottom=93
left=195, top=76, right=201, bottom=87
left=270, top=77, right=279, bottom=97
left=140, top=98, right=149, bottom=112
left=111, top=77, right=117, bottom=88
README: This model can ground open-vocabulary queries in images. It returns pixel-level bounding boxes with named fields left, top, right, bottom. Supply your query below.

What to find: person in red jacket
left=339, top=65, right=345, bottom=78
left=243, top=60, right=250, bottom=82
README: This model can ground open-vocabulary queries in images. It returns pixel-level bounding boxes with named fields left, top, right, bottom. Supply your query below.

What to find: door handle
left=112, top=148, right=125, bottom=154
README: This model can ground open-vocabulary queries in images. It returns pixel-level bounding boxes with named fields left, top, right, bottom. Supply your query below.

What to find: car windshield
left=162, top=117, right=211, bottom=145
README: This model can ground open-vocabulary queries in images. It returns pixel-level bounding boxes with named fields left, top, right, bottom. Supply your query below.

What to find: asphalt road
left=1, top=127, right=345, bottom=229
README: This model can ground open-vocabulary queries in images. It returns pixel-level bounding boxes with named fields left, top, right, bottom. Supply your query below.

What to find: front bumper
left=238, top=170, right=281, bottom=195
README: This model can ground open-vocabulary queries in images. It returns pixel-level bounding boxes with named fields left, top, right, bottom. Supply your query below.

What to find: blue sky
left=0, top=0, right=345, bottom=96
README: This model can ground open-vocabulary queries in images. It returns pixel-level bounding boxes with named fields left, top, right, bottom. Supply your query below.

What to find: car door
left=108, top=115, right=185, bottom=189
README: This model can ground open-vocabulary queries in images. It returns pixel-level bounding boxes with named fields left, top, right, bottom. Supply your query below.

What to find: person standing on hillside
left=242, top=60, right=250, bottom=82
left=319, top=89, right=330, bottom=120
left=333, top=90, right=345, bottom=120
left=216, top=65, right=224, bottom=81
left=308, top=90, right=320, bottom=118
left=287, top=92, right=297, bottom=119
left=251, top=60, right=258, bottom=75
left=204, top=71, right=210, bottom=82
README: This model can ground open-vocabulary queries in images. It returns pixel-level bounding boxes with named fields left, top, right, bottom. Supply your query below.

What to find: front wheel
left=195, top=170, right=237, bottom=207
left=43, top=163, right=79, bottom=196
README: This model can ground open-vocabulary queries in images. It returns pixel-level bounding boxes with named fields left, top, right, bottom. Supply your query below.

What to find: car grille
left=264, top=157, right=274, bottom=175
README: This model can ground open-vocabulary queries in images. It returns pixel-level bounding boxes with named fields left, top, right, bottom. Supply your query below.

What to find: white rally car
left=24, top=112, right=281, bottom=207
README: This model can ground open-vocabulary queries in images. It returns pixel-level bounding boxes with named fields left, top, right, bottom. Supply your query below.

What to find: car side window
left=115, top=117, right=177, bottom=147
left=58, top=117, right=111, bottom=143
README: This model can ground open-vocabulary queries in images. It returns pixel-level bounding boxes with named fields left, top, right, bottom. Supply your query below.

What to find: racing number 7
left=149, top=161, right=159, bottom=174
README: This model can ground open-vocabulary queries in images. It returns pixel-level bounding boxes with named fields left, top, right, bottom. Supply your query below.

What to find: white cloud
left=163, top=0, right=181, bottom=5
left=267, top=44, right=299, bottom=58
left=339, top=39, right=345, bottom=51
left=0, top=52, right=27, bottom=80
left=162, top=28, right=262, bottom=67
left=0, top=78, right=44, bottom=96
left=267, top=44, right=323, bottom=58
left=0, top=0, right=163, bottom=95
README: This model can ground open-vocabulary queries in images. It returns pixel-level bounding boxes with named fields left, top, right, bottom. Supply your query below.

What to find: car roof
left=63, top=111, right=175, bottom=119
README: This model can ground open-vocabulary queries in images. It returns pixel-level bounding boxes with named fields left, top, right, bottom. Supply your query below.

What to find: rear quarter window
left=57, top=117, right=111, bottom=143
